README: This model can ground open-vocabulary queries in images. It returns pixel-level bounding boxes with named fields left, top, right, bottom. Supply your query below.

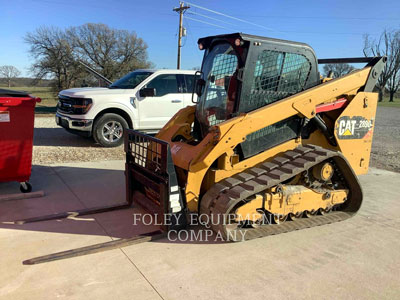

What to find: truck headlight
left=72, top=98, right=93, bottom=114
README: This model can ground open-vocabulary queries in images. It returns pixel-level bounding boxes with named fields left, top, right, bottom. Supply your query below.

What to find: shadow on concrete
left=33, top=128, right=97, bottom=147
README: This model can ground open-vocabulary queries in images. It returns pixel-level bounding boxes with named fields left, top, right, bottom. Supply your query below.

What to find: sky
left=0, top=0, right=399, bottom=77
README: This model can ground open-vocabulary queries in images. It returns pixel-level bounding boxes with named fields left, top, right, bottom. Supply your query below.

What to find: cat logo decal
left=336, top=116, right=373, bottom=139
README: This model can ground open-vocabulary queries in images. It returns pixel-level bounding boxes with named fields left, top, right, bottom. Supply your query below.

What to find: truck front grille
left=57, top=95, right=91, bottom=115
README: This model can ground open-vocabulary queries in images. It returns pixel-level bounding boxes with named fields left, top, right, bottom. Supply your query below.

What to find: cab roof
left=197, top=32, right=314, bottom=52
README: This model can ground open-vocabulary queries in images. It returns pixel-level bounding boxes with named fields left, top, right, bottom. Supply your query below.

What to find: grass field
left=1, top=85, right=399, bottom=114
left=379, top=97, right=400, bottom=108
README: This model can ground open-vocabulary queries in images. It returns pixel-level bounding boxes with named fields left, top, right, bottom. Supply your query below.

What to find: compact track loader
left=21, top=33, right=385, bottom=264
left=125, top=33, right=385, bottom=241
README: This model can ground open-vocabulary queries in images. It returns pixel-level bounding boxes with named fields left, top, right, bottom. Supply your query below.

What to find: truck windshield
left=196, top=43, right=239, bottom=132
left=109, top=71, right=153, bottom=89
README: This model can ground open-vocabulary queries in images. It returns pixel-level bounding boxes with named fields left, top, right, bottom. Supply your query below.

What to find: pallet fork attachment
left=17, top=130, right=182, bottom=264
left=14, top=130, right=184, bottom=226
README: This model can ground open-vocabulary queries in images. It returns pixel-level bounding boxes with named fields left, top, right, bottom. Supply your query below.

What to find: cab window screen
left=240, top=50, right=311, bottom=113
left=202, top=45, right=238, bottom=126
left=239, top=50, right=310, bottom=158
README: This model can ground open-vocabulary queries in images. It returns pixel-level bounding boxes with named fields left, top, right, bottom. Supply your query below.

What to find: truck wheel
left=93, top=113, right=129, bottom=147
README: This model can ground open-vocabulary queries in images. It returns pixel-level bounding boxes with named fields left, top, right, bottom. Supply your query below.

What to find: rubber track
left=200, top=144, right=363, bottom=241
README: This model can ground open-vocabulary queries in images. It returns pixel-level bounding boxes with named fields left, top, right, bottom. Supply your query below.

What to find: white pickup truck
left=56, top=69, right=197, bottom=147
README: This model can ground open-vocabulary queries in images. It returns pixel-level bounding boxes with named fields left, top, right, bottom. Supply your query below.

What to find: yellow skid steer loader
left=21, top=33, right=385, bottom=264
left=125, top=33, right=385, bottom=241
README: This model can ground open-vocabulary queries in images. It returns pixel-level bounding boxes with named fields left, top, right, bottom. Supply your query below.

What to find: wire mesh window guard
left=203, top=46, right=238, bottom=126
left=240, top=50, right=311, bottom=113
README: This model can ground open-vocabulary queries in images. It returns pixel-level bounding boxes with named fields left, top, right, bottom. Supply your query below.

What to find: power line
left=184, top=16, right=376, bottom=36
left=184, top=16, right=232, bottom=30
left=183, top=4, right=379, bottom=37
left=183, top=2, right=384, bottom=37
left=187, top=11, right=237, bottom=27
left=185, top=1, right=276, bottom=32
left=182, top=18, right=203, bottom=63
left=233, top=14, right=400, bottom=21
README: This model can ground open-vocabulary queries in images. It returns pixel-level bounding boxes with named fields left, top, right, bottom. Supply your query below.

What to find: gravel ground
left=370, top=106, right=400, bottom=173
left=32, top=117, right=124, bottom=165
left=32, top=106, right=400, bottom=172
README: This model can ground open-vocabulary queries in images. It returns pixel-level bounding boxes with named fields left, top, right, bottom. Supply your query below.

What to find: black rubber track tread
left=199, top=145, right=363, bottom=242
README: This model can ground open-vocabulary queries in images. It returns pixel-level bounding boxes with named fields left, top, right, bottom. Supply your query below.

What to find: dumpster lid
left=0, top=89, right=31, bottom=97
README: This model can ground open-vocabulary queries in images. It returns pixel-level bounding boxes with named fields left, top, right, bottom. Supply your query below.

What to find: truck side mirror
left=139, top=87, right=156, bottom=97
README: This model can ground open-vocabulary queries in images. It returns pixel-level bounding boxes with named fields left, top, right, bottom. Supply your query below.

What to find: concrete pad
left=0, top=228, right=161, bottom=300
left=0, top=165, right=85, bottom=222
left=1, top=161, right=399, bottom=299
left=50, top=160, right=126, bottom=208
left=122, top=168, right=400, bottom=300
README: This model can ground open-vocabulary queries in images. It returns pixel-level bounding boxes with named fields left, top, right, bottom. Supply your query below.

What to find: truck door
left=137, top=74, right=184, bottom=130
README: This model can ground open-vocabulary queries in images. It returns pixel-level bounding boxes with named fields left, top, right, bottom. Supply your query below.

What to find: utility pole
left=173, top=2, right=190, bottom=69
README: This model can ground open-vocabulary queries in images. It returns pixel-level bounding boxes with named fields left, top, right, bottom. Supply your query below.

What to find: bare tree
left=322, top=63, right=355, bottom=78
left=25, top=24, right=152, bottom=92
left=387, top=67, right=400, bottom=102
left=67, top=23, right=153, bottom=81
left=0, top=65, right=21, bottom=87
left=25, top=26, right=80, bottom=92
left=363, top=29, right=400, bottom=102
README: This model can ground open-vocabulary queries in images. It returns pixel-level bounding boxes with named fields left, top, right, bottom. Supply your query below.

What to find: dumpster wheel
left=20, top=182, right=32, bottom=193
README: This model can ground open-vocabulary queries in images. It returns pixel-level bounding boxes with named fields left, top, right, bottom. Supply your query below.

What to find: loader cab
left=195, top=33, right=320, bottom=158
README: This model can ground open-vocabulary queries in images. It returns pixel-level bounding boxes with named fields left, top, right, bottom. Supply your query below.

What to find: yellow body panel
left=334, top=92, right=378, bottom=174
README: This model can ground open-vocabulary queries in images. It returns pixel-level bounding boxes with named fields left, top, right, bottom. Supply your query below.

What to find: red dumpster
left=0, top=89, right=41, bottom=193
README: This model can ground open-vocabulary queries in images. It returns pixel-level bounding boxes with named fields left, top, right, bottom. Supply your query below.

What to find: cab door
left=137, top=74, right=184, bottom=130
left=182, top=74, right=198, bottom=106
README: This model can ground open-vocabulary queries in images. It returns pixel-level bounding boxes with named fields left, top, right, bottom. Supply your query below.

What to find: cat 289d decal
left=336, top=116, right=374, bottom=140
